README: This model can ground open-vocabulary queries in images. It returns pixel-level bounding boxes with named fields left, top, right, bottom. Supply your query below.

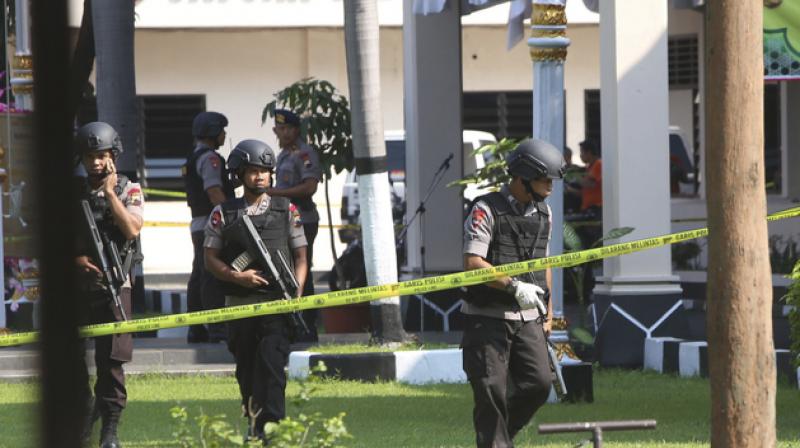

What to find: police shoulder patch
left=471, top=208, right=487, bottom=228
left=289, top=204, right=302, bottom=227
left=128, top=187, right=143, bottom=207
left=209, top=154, right=221, bottom=169
left=210, top=210, right=222, bottom=228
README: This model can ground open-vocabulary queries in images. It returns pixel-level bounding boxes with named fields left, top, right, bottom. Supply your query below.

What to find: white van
left=338, top=129, right=497, bottom=242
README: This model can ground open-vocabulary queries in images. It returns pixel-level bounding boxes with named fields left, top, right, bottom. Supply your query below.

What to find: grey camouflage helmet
left=75, top=122, right=123, bottom=157
left=192, top=111, right=228, bottom=138
left=228, top=139, right=276, bottom=174
left=506, top=138, right=566, bottom=180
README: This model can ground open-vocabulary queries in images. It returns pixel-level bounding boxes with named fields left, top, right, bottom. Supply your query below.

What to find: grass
left=0, top=370, right=799, bottom=447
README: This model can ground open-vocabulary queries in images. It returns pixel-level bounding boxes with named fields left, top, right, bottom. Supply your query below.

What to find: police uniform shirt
left=189, top=142, right=227, bottom=233
left=275, top=139, right=322, bottom=223
left=203, top=196, right=307, bottom=252
left=87, top=179, right=144, bottom=290
left=204, top=197, right=307, bottom=305
left=462, top=185, right=552, bottom=321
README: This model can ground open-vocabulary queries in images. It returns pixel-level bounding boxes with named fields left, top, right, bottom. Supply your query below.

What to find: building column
left=594, top=0, right=683, bottom=366
left=11, top=0, right=33, bottom=110
left=402, top=2, right=464, bottom=275
left=529, top=0, right=569, bottom=323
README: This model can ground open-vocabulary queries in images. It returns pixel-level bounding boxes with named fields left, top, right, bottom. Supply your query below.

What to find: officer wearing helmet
left=461, top=138, right=565, bottom=447
left=74, top=121, right=144, bottom=448
left=183, top=111, right=234, bottom=343
left=203, top=139, right=308, bottom=441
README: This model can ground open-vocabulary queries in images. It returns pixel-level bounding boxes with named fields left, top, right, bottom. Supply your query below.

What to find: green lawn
left=1, top=370, right=798, bottom=447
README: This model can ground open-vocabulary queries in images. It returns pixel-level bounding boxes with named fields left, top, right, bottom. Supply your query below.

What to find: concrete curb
left=644, top=337, right=799, bottom=388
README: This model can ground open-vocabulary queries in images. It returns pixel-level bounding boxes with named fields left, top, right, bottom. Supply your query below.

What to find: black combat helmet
left=192, top=111, right=228, bottom=138
left=75, top=121, right=123, bottom=157
left=228, top=139, right=276, bottom=176
left=506, top=138, right=565, bottom=181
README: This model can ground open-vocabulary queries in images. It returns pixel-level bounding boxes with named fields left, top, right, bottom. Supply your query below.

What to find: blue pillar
left=528, top=1, right=569, bottom=324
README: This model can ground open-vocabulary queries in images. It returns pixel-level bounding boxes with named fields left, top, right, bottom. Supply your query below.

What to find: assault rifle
left=226, top=214, right=309, bottom=333
left=536, top=290, right=567, bottom=401
left=80, top=200, right=129, bottom=321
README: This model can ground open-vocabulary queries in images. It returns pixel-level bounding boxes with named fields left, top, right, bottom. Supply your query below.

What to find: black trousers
left=300, top=222, right=318, bottom=339
left=461, top=314, right=552, bottom=448
left=188, top=230, right=226, bottom=339
left=79, top=288, right=133, bottom=412
left=228, top=315, right=291, bottom=428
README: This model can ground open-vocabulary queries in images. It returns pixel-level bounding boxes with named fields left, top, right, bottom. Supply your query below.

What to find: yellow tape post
left=2, top=207, right=798, bottom=348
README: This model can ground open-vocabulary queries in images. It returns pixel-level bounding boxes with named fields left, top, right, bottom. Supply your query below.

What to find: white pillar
left=403, top=2, right=464, bottom=274
left=529, top=1, right=569, bottom=320
left=596, top=0, right=681, bottom=296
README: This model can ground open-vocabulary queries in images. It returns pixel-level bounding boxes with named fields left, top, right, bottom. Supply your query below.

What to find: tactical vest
left=466, top=192, right=550, bottom=308
left=183, top=146, right=235, bottom=218
left=75, top=175, right=138, bottom=266
left=219, top=196, right=295, bottom=298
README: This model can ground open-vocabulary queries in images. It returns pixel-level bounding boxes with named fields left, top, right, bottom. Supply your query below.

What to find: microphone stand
left=397, top=153, right=453, bottom=333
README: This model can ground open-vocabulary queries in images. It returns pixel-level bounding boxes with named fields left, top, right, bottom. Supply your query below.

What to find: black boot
left=99, top=407, right=122, bottom=448
left=81, top=400, right=100, bottom=446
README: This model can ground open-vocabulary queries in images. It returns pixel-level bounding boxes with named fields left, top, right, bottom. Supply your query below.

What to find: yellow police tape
left=143, top=188, right=187, bottom=199
left=2, top=206, right=798, bottom=348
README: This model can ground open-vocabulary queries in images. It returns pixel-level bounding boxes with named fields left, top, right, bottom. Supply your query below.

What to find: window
left=584, top=89, right=601, bottom=150
left=78, top=94, right=207, bottom=191
left=668, top=35, right=699, bottom=89
left=463, top=91, right=533, bottom=140
left=765, top=83, right=782, bottom=194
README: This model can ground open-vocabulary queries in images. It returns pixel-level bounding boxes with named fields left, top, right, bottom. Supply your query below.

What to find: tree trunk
left=70, top=0, right=94, bottom=121
left=92, top=0, right=139, bottom=179
left=705, top=2, right=775, bottom=446
left=343, top=0, right=407, bottom=342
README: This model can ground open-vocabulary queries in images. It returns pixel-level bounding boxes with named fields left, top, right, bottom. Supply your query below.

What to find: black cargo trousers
left=461, top=313, right=553, bottom=448
left=228, top=314, right=292, bottom=431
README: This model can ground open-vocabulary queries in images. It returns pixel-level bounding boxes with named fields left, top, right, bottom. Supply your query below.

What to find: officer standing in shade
left=461, top=139, right=565, bottom=448
left=183, top=111, right=234, bottom=343
left=268, top=109, right=322, bottom=341
left=204, top=139, right=308, bottom=441
left=74, top=122, right=144, bottom=448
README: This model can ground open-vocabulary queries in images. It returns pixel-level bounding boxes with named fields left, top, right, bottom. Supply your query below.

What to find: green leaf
left=593, top=226, right=635, bottom=248
left=563, top=222, right=583, bottom=252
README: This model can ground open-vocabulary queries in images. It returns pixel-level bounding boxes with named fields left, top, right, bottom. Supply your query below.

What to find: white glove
left=510, top=280, right=546, bottom=312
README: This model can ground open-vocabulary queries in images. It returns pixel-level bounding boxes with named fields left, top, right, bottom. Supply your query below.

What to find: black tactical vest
left=75, top=175, right=137, bottom=263
left=183, top=146, right=235, bottom=218
left=466, top=192, right=550, bottom=307
left=218, top=196, right=295, bottom=298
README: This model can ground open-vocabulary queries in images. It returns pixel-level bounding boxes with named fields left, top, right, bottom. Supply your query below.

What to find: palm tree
left=705, top=1, right=774, bottom=445
left=91, top=0, right=139, bottom=178
left=343, top=0, right=407, bottom=342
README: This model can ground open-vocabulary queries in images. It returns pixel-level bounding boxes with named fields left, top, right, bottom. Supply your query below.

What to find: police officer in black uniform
left=183, top=111, right=234, bottom=343
left=462, top=138, right=565, bottom=448
left=74, top=122, right=145, bottom=448
left=203, top=139, right=308, bottom=440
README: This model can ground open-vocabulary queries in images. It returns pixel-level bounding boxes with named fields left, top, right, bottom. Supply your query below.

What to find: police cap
left=274, top=109, right=300, bottom=127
